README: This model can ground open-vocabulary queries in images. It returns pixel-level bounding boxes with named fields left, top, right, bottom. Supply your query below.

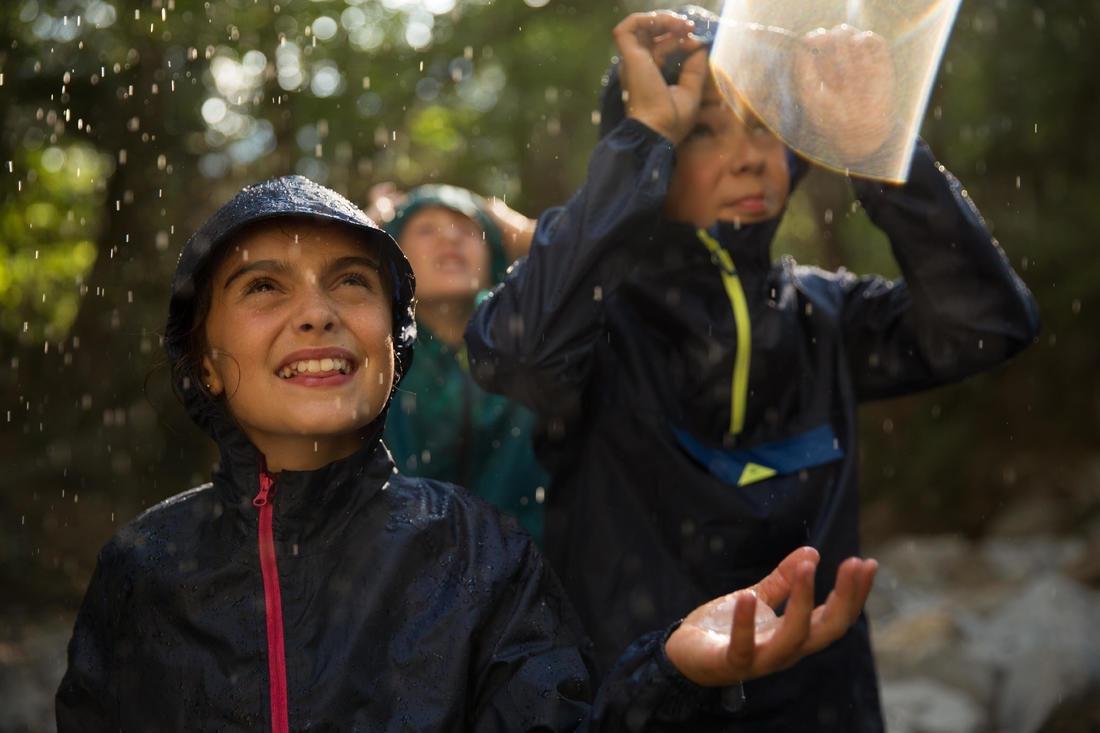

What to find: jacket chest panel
left=601, top=265, right=830, bottom=442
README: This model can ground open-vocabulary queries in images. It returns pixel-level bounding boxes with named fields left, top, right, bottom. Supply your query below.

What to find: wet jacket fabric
left=466, top=119, right=1040, bottom=730
left=385, top=326, right=549, bottom=543
left=56, top=175, right=719, bottom=732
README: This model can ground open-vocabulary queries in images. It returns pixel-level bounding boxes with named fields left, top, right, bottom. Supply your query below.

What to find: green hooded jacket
left=383, top=185, right=547, bottom=542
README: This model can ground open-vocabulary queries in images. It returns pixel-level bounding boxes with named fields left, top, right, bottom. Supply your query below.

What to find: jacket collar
left=650, top=216, right=781, bottom=274
left=209, top=407, right=396, bottom=550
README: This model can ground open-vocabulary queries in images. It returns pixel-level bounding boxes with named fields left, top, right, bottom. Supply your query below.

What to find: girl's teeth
left=280, top=357, right=350, bottom=377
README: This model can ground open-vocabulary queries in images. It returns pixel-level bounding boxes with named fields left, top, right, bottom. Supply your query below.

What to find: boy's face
left=664, top=73, right=790, bottom=228
left=201, top=220, right=394, bottom=464
left=398, top=206, right=491, bottom=306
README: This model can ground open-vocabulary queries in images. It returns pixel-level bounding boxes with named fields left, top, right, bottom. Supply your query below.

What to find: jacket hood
left=164, top=174, right=417, bottom=458
left=384, top=184, right=508, bottom=284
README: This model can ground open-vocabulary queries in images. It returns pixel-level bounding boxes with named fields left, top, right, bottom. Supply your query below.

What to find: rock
left=0, top=626, right=69, bottom=733
left=880, top=677, right=984, bottom=733
left=981, top=536, right=1087, bottom=583
left=873, top=603, right=998, bottom=706
left=1066, top=534, right=1100, bottom=588
left=987, top=494, right=1068, bottom=537
left=1038, top=683, right=1100, bottom=732
left=875, top=606, right=958, bottom=667
left=964, top=574, right=1100, bottom=733
left=874, top=535, right=978, bottom=589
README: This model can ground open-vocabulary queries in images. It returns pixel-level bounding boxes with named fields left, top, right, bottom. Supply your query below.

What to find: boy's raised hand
left=664, top=547, right=877, bottom=686
left=612, top=11, right=708, bottom=145
left=794, top=25, right=897, bottom=162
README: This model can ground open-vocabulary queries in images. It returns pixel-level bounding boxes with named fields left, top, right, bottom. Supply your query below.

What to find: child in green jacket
left=381, top=185, right=548, bottom=541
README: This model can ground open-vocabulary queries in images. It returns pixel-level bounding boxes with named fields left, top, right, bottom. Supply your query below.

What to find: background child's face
left=399, top=206, right=491, bottom=306
left=664, top=74, right=791, bottom=228
left=201, top=220, right=395, bottom=458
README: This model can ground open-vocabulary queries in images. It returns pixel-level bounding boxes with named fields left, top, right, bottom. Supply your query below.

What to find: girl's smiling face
left=200, top=219, right=395, bottom=470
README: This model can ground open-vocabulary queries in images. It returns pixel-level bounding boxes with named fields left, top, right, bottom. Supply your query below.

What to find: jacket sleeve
left=55, top=545, right=125, bottom=731
left=465, top=119, right=675, bottom=417
left=470, top=534, right=724, bottom=732
left=835, top=140, right=1040, bottom=401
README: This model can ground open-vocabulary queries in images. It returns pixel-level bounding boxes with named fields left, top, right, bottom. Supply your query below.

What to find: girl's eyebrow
left=223, top=259, right=291, bottom=289
left=326, top=255, right=381, bottom=273
left=223, top=254, right=381, bottom=289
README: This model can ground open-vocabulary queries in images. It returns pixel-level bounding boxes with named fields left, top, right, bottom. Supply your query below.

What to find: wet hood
left=384, top=183, right=509, bottom=283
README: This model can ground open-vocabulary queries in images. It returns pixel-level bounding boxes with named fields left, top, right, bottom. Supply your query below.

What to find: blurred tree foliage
left=1, top=0, right=1097, bottom=614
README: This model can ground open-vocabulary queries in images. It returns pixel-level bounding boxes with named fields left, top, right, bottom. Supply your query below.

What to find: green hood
left=384, top=184, right=508, bottom=284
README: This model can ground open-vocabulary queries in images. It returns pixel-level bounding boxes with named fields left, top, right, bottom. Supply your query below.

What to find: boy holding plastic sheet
left=466, top=6, right=1039, bottom=729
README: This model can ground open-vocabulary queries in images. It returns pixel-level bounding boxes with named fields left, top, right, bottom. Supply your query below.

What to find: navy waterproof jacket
left=55, top=175, right=730, bottom=732
left=466, top=119, right=1040, bottom=730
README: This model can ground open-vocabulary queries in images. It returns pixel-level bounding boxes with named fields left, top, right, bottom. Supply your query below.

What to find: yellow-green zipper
left=697, top=228, right=751, bottom=436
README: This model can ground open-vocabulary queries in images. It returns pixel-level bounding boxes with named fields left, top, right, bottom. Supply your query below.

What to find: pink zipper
left=254, top=471, right=289, bottom=733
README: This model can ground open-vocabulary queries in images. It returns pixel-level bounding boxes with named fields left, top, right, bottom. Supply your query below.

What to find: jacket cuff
left=612, top=116, right=677, bottom=149
left=850, top=138, right=937, bottom=211
left=652, top=622, right=746, bottom=718
left=603, top=622, right=745, bottom=726
left=602, top=117, right=678, bottom=178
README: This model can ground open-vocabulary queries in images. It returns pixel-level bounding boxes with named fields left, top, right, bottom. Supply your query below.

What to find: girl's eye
left=244, top=278, right=277, bottom=295
left=339, top=272, right=376, bottom=290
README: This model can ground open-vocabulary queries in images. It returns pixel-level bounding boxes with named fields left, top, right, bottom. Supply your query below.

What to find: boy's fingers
left=674, top=46, right=709, bottom=99
left=615, top=11, right=695, bottom=48
left=754, top=546, right=819, bottom=608
left=805, top=558, right=878, bottom=653
left=755, top=560, right=815, bottom=672
left=615, top=13, right=695, bottom=77
left=853, top=559, right=878, bottom=611
left=834, top=558, right=876, bottom=624
left=725, top=592, right=757, bottom=673
left=651, top=33, right=701, bottom=69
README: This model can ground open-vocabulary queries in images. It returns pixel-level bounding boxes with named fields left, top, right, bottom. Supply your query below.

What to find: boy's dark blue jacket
left=466, top=120, right=1040, bottom=730
left=55, top=175, right=735, bottom=731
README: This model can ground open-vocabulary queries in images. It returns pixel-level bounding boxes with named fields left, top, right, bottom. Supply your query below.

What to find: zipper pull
left=253, top=472, right=275, bottom=508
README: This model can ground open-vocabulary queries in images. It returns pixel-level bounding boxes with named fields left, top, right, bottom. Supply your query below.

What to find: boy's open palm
left=664, top=547, right=878, bottom=686
left=613, top=12, right=708, bottom=145
left=794, top=25, right=897, bottom=162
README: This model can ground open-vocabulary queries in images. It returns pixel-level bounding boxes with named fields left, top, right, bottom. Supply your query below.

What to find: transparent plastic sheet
left=710, top=0, right=962, bottom=183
